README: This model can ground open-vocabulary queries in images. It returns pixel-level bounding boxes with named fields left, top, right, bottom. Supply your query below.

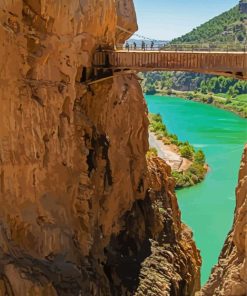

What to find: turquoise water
left=145, top=95, right=247, bottom=284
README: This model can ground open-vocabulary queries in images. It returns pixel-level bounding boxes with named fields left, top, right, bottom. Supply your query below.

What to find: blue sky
left=133, top=0, right=239, bottom=40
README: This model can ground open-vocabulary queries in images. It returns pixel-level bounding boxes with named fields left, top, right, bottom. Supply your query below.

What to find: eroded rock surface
left=0, top=1, right=201, bottom=295
left=200, top=145, right=247, bottom=296
left=134, top=157, right=201, bottom=296
left=101, top=157, right=201, bottom=296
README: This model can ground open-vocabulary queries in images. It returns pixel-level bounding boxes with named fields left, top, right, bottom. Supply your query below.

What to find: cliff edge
left=0, top=1, right=200, bottom=295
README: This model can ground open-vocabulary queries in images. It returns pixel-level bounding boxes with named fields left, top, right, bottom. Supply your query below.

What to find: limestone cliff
left=102, top=157, right=201, bottom=296
left=134, top=157, right=201, bottom=296
left=0, top=1, right=200, bottom=295
left=200, top=145, right=247, bottom=296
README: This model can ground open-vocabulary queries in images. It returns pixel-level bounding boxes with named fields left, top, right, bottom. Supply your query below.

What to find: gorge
left=0, top=0, right=246, bottom=295
left=146, top=94, right=247, bottom=285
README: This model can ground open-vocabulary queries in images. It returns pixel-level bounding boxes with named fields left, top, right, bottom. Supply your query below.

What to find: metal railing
left=116, top=42, right=247, bottom=52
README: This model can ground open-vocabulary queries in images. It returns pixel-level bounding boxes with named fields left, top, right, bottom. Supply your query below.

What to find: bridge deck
left=94, top=50, right=247, bottom=80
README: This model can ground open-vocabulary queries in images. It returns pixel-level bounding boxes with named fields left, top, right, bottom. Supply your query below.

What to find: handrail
left=93, top=48, right=247, bottom=80
left=115, top=43, right=247, bottom=53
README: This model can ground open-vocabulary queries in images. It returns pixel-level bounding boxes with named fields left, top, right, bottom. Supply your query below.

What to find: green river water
left=145, top=95, right=247, bottom=284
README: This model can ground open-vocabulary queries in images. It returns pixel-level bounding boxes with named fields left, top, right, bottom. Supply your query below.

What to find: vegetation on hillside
left=171, top=5, right=247, bottom=44
left=148, top=114, right=207, bottom=189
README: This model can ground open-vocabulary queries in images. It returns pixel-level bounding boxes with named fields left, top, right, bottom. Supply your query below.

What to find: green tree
left=228, top=86, right=239, bottom=98
left=180, top=145, right=194, bottom=160
left=195, top=150, right=206, bottom=165
left=146, top=85, right=156, bottom=95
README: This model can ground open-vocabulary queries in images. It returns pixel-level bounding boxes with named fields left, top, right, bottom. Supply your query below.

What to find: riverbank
left=152, top=89, right=247, bottom=119
left=149, top=132, right=192, bottom=171
left=148, top=113, right=208, bottom=189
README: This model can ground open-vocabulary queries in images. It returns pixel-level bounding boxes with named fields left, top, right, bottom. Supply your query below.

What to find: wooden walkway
left=93, top=50, right=247, bottom=80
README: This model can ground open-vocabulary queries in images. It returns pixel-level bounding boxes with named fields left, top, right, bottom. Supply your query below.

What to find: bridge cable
left=116, top=25, right=163, bottom=42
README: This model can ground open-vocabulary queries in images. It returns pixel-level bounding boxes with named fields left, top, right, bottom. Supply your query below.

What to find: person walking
left=142, top=41, right=145, bottom=51
left=133, top=41, right=137, bottom=50
left=151, top=41, right=154, bottom=50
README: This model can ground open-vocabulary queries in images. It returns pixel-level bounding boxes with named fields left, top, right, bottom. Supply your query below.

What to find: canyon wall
left=201, top=145, right=247, bottom=296
left=133, top=157, right=201, bottom=296
left=0, top=1, right=200, bottom=295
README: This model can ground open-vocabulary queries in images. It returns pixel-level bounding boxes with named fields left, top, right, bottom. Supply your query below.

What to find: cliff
left=200, top=145, right=247, bottom=296
left=0, top=1, right=200, bottom=295
left=134, top=157, right=201, bottom=296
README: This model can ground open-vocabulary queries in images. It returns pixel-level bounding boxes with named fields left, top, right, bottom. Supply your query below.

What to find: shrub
left=169, top=134, right=179, bottom=145
left=146, top=147, right=158, bottom=158
left=180, top=145, right=194, bottom=160
left=152, top=122, right=167, bottom=133
left=194, top=149, right=206, bottom=165
left=207, top=96, right=214, bottom=104
left=151, top=113, right=162, bottom=122
left=188, top=163, right=206, bottom=180
left=146, top=85, right=157, bottom=95
left=162, top=138, right=171, bottom=145
left=187, top=93, right=194, bottom=100
left=149, top=113, right=169, bottom=137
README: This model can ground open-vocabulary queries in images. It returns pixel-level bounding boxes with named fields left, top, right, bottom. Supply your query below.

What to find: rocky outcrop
left=134, top=157, right=201, bottom=296
left=115, top=0, right=138, bottom=43
left=200, top=145, right=247, bottom=296
left=102, top=157, right=201, bottom=296
left=0, top=1, right=200, bottom=295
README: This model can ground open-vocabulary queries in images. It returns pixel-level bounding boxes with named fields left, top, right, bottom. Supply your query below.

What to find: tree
left=146, top=85, right=156, bottom=95
left=207, top=96, right=214, bottom=104
left=228, top=86, right=239, bottom=98
left=195, top=150, right=206, bottom=165
left=200, top=81, right=208, bottom=94
left=237, top=32, right=245, bottom=42
left=180, top=145, right=194, bottom=160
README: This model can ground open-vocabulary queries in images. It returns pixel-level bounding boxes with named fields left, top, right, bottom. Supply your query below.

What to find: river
left=145, top=95, right=247, bottom=284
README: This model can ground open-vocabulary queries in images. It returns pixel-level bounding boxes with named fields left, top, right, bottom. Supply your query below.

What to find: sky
left=132, top=0, right=239, bottom=40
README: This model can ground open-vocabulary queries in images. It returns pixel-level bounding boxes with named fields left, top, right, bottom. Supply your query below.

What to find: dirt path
left=149, top=132, right=192, bottom=171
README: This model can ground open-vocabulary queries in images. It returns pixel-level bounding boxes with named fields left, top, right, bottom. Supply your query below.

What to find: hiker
left=142, top=41, right=145, bottom=51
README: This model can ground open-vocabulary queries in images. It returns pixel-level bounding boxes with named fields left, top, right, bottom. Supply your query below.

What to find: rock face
left=134, top=157, right=201, bottom=296
left=103, top=157, right=201, bottom=296
left=116, top=0, right=138, bottom=43
left=201, top=145, right=247, bottom=296
left=0, top=1, right=200, bottom=295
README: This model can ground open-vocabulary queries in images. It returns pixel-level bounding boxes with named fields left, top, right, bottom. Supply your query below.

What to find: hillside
left=171, top=4, right=247, bottom=44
